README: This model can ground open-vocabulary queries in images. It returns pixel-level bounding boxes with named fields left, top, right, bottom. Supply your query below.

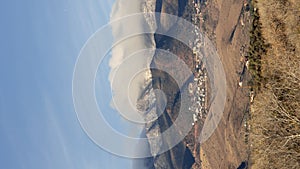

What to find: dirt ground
left=199, top=0, right=251, bottom=168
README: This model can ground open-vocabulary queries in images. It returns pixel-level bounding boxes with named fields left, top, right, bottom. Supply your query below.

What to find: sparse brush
left=249, top=0, right=300, bottom=168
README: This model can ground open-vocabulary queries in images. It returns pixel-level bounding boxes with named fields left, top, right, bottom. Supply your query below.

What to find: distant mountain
left=137, top=0, right=196, bottom=169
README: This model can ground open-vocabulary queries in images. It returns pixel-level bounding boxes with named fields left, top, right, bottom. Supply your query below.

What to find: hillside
left=249, top=0, right=300, bottom=168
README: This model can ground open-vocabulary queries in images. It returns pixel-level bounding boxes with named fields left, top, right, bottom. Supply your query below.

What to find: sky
left=0, top=0, right=139, bottom=168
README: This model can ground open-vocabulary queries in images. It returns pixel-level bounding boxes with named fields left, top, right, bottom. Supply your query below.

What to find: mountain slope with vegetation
left=249, top=0, right=300, bottom=168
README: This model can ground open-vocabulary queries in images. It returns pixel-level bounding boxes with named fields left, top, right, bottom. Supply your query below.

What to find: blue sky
left=0, top=0, right=137, bottom=168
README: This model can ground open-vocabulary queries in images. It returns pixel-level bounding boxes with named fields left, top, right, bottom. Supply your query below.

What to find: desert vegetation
left=248, top=0, right=300, bottom=168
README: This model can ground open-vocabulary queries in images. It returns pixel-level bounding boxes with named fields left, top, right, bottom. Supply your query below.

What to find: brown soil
left=198, top=0, right=251, bottom=168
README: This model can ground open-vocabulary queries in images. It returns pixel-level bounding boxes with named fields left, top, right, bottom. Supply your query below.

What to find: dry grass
left=249, top=0, right=300, bottom=168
